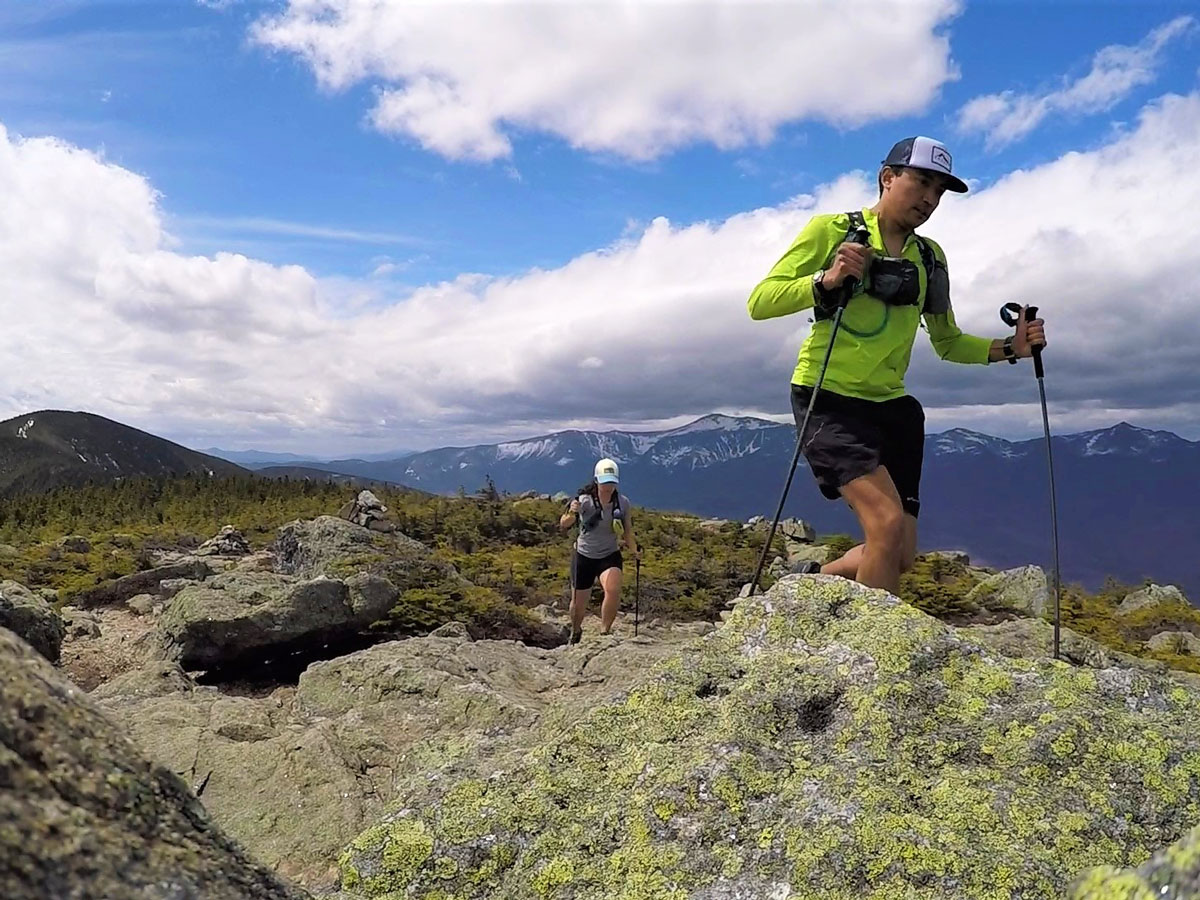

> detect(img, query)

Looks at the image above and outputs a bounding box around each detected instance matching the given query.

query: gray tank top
[574,493,631,558]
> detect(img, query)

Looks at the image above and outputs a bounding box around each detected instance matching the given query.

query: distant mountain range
[204,447,415,468]
[255,465,412,492]
[0,411,246,497]
[1,410,1195,597]
[275,413,1198,597]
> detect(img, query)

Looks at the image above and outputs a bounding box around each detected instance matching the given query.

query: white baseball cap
[882,136,968,193]
[594,458,619,484]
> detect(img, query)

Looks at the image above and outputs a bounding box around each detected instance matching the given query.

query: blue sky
[1,1,1198,453]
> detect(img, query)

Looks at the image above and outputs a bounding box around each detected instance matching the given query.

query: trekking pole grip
[1000,302,1046,379]
[1024,305,1045,379]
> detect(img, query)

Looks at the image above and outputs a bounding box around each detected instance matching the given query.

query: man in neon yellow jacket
[748,136,1047,593]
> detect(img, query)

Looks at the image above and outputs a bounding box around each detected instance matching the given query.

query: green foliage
[0,476,776,625]
[0,474,346,549]
[898,555,981,621]
[0,475,349,599]
[423,496,778,622]
[2,475,1197,676]
[819,533,858,556]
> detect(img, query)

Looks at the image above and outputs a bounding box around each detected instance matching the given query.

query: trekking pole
[749,224,871,596]
[634,545,641,637]
[1000,302,1061,660]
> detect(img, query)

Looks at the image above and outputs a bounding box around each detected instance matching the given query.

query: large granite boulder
[96,623,706,893]
[335,575,1200,899]
[0,579,65,662]
[0,627,309,900]
[1146,630,1200,656]
[274,516,561,647]
[965,564,1050,616]
[76,559,213,608]
[961,617,1166,673]
[1118,583,1188,616]
[159,570,398,671]
[274,515,438,586]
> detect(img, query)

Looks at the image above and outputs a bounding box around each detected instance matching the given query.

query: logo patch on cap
[930,146,952,172]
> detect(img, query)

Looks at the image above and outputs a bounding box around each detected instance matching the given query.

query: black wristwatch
[812,269,830,296]
[1002,335,1018,364]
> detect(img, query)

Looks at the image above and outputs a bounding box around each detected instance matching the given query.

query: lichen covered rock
[0,579,65,662]
[160,571,361,669]
[0,627,308,900]
[1069,823,1200,898]
[1118,583,1188,616]
[965,565,1050,615]
[96,624,705,893]
[961,618,1164,673]
[338,575,1200,899]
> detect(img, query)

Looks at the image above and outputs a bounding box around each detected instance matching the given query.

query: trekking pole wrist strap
[1002,335,1018,364]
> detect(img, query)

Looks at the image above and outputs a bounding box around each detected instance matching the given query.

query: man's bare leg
[821,514,917,581]
[829,468,910,592]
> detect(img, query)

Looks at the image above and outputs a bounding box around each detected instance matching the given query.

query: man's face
[885,167,948,228]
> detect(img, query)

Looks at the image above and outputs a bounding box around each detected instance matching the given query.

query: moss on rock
[1069,822,1200,898]
[335,576,1200,899]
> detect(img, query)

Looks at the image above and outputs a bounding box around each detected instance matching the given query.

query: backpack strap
[577,493,601,532]
[824,211,868,267]
[845,210,866,243]
[816,211,870,323]
[914,235,950,314]
[914,235,936,280]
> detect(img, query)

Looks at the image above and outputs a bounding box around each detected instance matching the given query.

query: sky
[1,0,1198,455]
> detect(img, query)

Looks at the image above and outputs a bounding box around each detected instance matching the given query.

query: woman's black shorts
[571,549,623,590]
[790,384,925,518]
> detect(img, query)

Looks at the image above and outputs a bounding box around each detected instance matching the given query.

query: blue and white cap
[594,458,619,484]
[882,136,968,193]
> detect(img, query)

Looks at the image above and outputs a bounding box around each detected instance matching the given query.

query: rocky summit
[92,618,713,893]
[8,508,1200,900]
[332,575,1200,900]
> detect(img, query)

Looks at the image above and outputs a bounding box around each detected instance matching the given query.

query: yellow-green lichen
[336,578,1200,899]
[531,857,574,896]
[338,819,434,895]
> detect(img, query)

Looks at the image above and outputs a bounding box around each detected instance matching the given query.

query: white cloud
[370,261,402,278]
[250,0,960,162]
[179,215,424,246]
[958,16,1195,148]
[5,90,1200,455]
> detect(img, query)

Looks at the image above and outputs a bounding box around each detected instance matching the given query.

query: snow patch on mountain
[662,414,781,438]
[930,428,1021,458]
[496,437,560,461]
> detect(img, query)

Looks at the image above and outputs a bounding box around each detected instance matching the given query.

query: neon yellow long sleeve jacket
[748,207,992,401]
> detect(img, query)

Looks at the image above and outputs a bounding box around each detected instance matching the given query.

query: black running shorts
[571,549,623,590]
[790,384,925,518]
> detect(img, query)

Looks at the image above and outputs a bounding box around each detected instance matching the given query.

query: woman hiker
[558,457,639,644]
